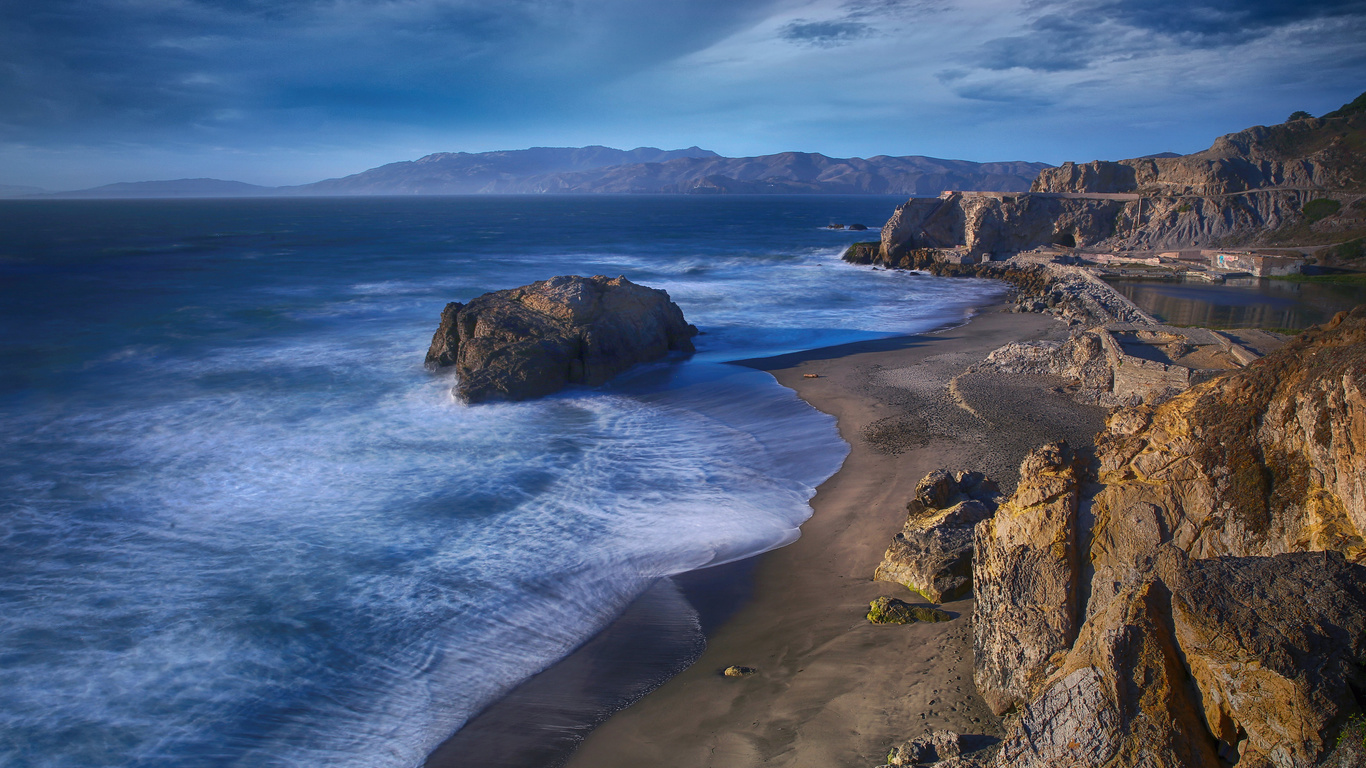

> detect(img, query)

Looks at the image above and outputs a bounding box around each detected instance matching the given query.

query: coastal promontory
[425,275,697,403]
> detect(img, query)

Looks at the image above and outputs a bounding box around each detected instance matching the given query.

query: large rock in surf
[425,275,697,403]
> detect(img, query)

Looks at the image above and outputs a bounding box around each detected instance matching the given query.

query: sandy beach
[559,305,1108,768]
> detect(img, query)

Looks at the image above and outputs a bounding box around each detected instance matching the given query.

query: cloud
[973,0,1366,75]
[780,19,872,46]
[0,0,782,145]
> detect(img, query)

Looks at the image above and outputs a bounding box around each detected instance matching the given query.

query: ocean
[0,195,1007,767]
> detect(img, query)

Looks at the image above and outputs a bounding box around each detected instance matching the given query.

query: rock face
[425,275,697,403]
[1032,112,1366,196]
[971,308,1366,768]
[1087,306,1366,613]
[874,470,1000,602]
[993,575,1221,768]
[972,442,1085,716]
[1161,549,1366,766]
[880,192,1131,257]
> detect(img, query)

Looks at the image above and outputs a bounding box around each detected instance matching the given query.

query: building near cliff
[1207,251,1305,277]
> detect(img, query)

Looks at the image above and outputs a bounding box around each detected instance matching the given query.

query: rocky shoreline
[845,229,1366,766]
[564,305,1112,768]
[558,248,1362,768]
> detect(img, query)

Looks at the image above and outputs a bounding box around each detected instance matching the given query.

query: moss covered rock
[866,596,951,625]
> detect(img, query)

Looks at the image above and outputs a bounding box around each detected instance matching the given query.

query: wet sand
[561,306,1108,768]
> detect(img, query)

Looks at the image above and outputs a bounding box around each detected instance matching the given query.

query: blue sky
[3,0,1365,189]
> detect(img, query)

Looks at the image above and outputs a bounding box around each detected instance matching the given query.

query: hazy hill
[42,178,275,199]
[33,145,1051,198]
[0,184,45,198]
[486,152,1050,195]
[289,145,721,195]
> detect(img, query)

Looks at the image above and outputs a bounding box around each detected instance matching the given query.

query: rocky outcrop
[1161,549,1366,766]
[1087,306,1366,616]
[970,308,1366,768]
[879,192,1130,257]
[879,189,1337,256]
[841,247,1153,327]
[425,275,696,403]
[972,442,1085,715]
[989,547,1366,768]
[875,470,1000,602]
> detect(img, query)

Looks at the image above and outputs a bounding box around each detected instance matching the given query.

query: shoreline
[560,305,1110,767]
[427,301,1111,767]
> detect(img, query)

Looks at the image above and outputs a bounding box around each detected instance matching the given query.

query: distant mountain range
[0,184,47,197]
[8,145,1055,199]
[37,178,275,199]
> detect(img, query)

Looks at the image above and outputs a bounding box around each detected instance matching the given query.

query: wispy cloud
[780,19,872,46]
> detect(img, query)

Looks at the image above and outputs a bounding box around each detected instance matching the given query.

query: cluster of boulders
[875,307,1366,768]
[424,275,697,403]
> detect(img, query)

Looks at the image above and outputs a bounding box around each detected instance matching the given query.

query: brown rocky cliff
[1032,110,1366,196]
[877,100,1366,256]
[973,307,1366,768]
[1088,304,1366,608]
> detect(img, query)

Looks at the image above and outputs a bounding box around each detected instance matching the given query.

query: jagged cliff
[880,93,1366,257]
[973,307,1366,767]
[1032,112,1366,196]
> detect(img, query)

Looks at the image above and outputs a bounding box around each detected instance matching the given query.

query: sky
[2,0,1365,190]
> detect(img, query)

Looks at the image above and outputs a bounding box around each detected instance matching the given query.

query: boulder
[875,471,1000,603]
[424,275,697,403]
[972,442,1084,715]
[867,597,951,625]
[887,730,964,765]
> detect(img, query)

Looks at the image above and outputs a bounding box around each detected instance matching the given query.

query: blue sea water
[0,195,1006,767]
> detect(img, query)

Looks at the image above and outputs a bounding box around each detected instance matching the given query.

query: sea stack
[425,274,697,403]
